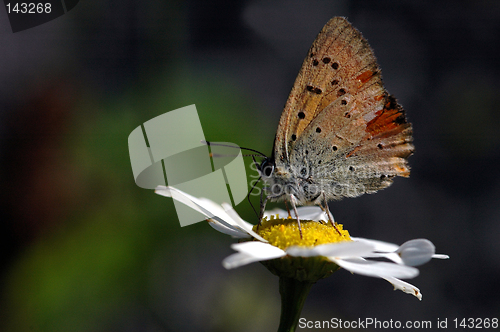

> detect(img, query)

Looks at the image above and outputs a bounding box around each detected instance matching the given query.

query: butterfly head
[258,157,309,203]
[258,157,275,179]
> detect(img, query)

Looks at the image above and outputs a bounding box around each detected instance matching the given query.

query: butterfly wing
[274,17,413,199]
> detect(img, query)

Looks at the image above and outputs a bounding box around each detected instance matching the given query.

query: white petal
[353,238,447,266]
[383,276,422,300]
[221,203,254,229]
[263,206,329,222]
[230,241,285,257]
[222,252,265,269]
[207,219,251,238]
[350,237,399,252]
[155,186,246,235]
[195,197,241,228]
[332,257,419,279]
[222,242,286,269]
[364,252,404,265]
[287,241,375,258]
[296,206,329,221]
[396,239,435,266]
[155,186,223,220]
[433,254,450,259]
[155,185,172,197]
[221,203,267,242]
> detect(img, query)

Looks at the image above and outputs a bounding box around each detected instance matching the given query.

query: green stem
[277,277,313,332]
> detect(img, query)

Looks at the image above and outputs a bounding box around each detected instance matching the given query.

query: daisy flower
[155,185,448,331]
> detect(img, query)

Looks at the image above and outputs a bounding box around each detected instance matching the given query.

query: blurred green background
[1,1,499,331]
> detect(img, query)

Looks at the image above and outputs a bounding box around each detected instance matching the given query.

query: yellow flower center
[253,215,351,250]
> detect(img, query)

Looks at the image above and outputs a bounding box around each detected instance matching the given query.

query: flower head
[155,185,448,300]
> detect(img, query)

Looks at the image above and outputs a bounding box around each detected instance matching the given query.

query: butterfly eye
[259,159,275,178]
[263,164,274,177]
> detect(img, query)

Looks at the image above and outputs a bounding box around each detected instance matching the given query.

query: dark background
[1,0,499,331]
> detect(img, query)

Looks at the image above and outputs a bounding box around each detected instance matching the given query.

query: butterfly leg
[257,192,269,231]
[289,194,303,239]
[284,200,292,218]
[321,192,341,235]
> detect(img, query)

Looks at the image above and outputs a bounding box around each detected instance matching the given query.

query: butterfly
[256,17,414,236]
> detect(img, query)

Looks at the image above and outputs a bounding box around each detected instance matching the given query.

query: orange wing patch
[366,95,409,138]
[356,70,377,85]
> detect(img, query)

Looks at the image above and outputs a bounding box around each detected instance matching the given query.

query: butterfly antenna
[202,140,267,158]
[203,140,266,219]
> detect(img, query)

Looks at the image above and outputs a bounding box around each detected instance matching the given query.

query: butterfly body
[259,17,413,220]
